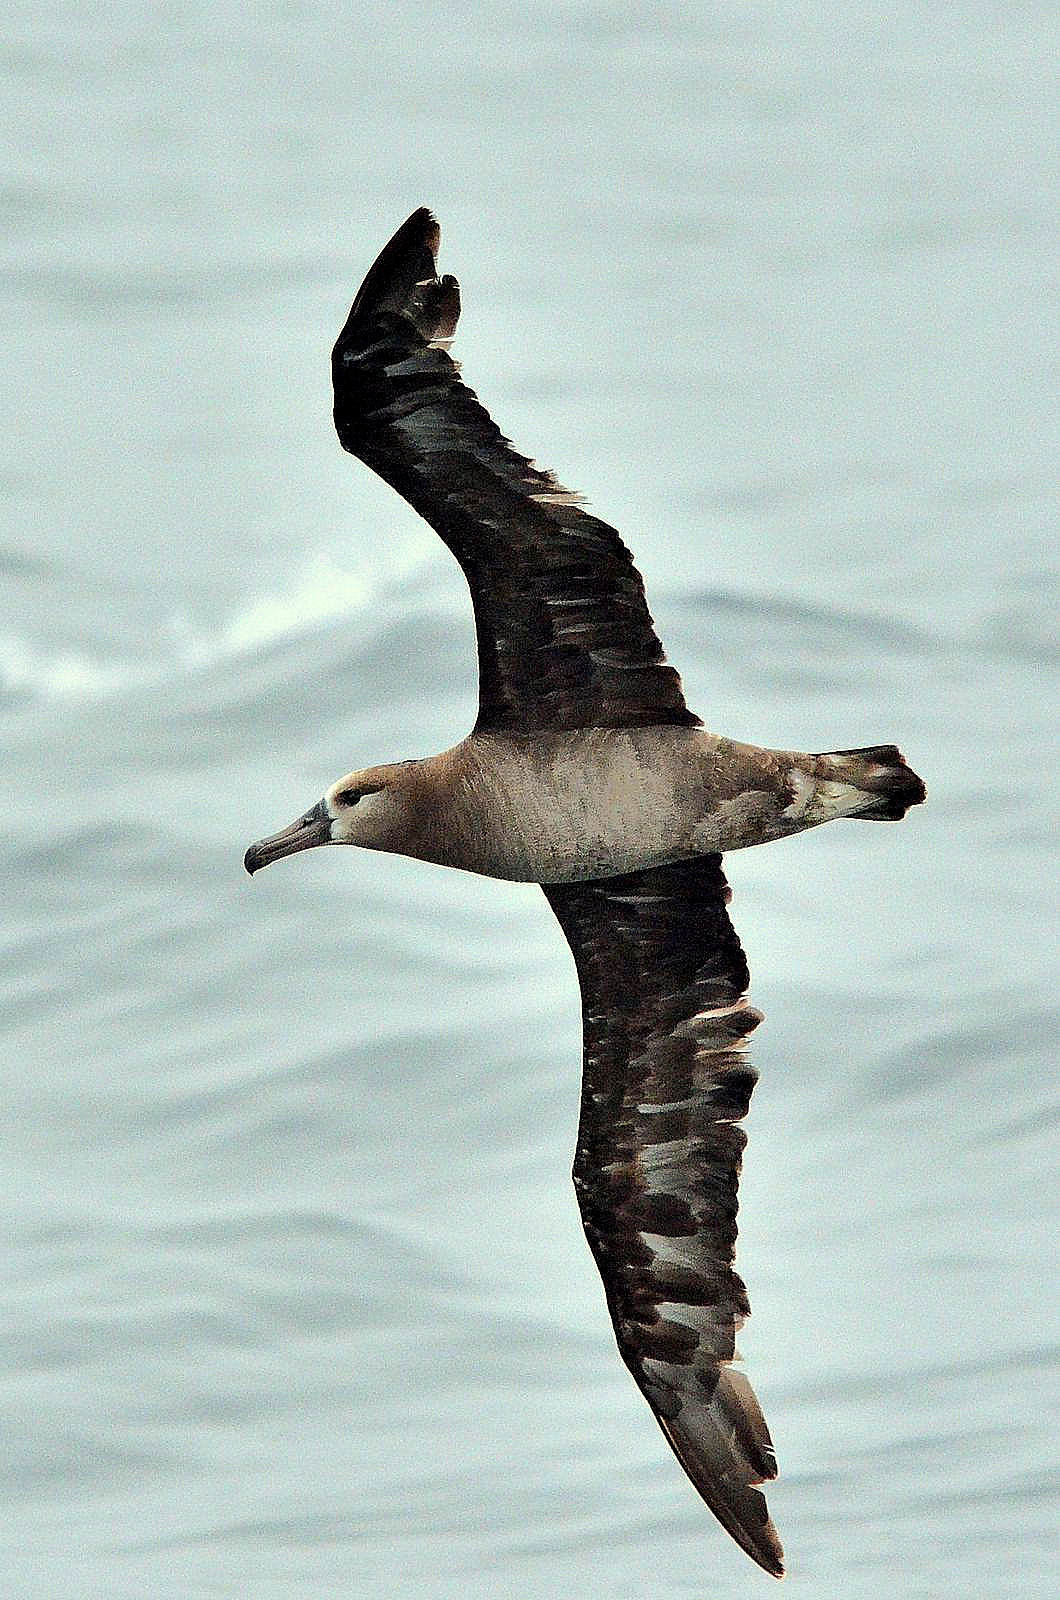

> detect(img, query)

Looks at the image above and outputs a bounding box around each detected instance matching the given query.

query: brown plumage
[245,208,927,1579]
[332,208,697,734]
[545,857,782,1575]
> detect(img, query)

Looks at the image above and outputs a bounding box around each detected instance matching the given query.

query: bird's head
[243,765,408,875]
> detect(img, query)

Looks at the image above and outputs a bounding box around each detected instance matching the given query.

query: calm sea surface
[2,5,1057,1596]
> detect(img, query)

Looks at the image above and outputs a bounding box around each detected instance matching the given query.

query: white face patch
[323,770,404,850]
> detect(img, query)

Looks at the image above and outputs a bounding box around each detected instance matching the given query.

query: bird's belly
[429,730,708,884]
[464,800,689,883]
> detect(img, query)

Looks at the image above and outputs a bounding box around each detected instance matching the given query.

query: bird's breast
[412,729,717,883]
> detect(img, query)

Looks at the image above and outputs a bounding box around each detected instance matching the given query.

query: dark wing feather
[332,209,699,734]
[542,855,784,1579]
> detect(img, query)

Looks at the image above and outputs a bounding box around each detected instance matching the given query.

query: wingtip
[336,206,455,349]
[653,1371,785,1579]
[407,204,440,248]
[387,206,440,262]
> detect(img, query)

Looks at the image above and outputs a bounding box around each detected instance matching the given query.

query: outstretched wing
[542,855,784,1579]
[332,209,699,735]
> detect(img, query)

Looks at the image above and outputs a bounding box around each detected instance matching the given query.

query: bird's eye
[336,789,361,807]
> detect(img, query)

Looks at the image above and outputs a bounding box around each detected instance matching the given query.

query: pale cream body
[331,728,877,884]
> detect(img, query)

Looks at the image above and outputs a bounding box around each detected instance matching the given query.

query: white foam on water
[0,555,406,704]
[0,635,134,700]
[182,555,374,662]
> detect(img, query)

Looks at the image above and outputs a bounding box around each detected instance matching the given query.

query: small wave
[0,635,134,700]
[0,555,404,704]
[179,556,373,661]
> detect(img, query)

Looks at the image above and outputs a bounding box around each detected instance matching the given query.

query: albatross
[244,208,926,1578]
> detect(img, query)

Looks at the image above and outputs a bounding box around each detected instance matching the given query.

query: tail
[814,744,926,821]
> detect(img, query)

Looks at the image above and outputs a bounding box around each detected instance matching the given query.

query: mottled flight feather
[332,208,700,735]
[543,855,784,1579]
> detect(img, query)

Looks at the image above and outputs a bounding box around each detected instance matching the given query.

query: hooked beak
[244,799,332,875]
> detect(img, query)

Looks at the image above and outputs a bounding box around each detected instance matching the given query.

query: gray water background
[2,4,1057,1596]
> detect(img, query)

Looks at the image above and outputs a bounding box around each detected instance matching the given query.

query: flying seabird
[244,209,926,1578]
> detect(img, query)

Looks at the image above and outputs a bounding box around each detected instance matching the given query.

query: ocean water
[2,4,1057,1597]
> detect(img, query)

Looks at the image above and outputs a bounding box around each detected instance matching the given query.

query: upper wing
[332,209,699,734]
[542,855,784,1579]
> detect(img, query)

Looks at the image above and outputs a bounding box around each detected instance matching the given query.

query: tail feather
[815,744,926,821]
